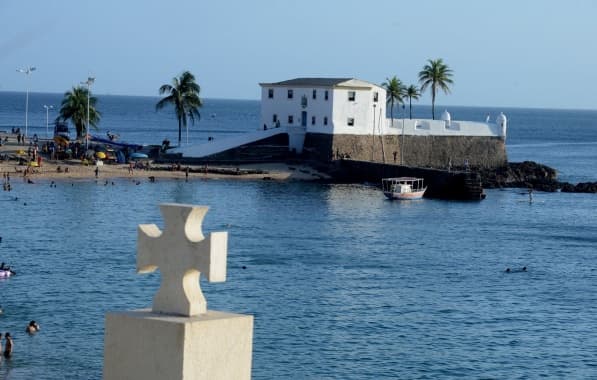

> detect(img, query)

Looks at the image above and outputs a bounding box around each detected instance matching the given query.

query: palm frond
[156,71,203,145]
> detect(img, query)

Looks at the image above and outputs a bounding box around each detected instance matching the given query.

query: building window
[324,90,329,100]
[324,117,328,126]
[347,118,355,126]
[268,89,274,99]
[288,89,293,99]
[312,89,317,99]
[348,91,356,101]
[288,115,294,124]
[311,116,316,125]
[301,95,308,108]
[272,114,277,123]
[373,92,378,102]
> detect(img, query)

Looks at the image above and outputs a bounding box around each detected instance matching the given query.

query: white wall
[385,118,504,137]
[260,86,334,133]
[331,86,385,135]
[260,82,386,136]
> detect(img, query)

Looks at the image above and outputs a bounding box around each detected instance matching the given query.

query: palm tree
[405,85,420,119]
[418,58,453,119]
[382,76,405,126]
[57,86,101,139]
[156,71,202,146]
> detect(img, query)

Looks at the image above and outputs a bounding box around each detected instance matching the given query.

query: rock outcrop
[560,182,597,193]
[480,161,597,193]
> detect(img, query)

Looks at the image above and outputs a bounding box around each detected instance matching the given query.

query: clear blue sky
[1,0,596,109]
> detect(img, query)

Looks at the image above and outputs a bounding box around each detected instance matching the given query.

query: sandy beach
[0,132,330,183]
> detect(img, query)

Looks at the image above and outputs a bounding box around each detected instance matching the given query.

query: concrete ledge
[104,309,253,380]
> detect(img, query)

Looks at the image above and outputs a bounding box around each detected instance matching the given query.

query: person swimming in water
[26,321,40,334]
[505,266,527,273]
[4,332,13,358]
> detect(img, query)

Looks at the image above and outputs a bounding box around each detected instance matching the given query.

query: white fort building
[175,77,508,168]
[260,78,388,136]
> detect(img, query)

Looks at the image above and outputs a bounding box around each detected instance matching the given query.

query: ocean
[0,92,596,379]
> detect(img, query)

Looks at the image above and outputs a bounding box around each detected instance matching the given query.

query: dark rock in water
[560,182,576,192]
[480,161,559,191]
[561,181,597,193]
[481,161,597,193]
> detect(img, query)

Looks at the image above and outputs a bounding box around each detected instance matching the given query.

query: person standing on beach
[95,166,99,178]
[4,332,13,358]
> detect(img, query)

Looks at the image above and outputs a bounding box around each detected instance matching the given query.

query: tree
[156,71,202,146]
[405,85,420,119]
[57,86,101,139]
[382,76,406,127]
[418,58,453,119]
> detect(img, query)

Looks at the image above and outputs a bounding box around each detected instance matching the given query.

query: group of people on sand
[14,133,26,146]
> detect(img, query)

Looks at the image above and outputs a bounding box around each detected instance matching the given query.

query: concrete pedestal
[104,309,253,380]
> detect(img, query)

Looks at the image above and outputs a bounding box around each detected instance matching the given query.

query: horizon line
[0,89,596,113]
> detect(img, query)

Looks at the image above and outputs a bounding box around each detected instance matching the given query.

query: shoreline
[0,133,330,182]
[2,132,595,193]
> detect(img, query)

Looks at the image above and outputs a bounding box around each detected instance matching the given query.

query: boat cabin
[382,177,427,200]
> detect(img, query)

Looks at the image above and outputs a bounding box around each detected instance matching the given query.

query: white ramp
[173,128,288,158]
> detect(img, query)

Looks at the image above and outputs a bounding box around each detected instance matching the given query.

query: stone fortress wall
[304,133,508,169]
[304,113,509,169]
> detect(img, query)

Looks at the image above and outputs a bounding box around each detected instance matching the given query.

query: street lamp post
[80,77,95,151]
[43,105,54,138]
[16,66,36,139]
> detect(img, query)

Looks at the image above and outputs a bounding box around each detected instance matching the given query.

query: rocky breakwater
[479,161,597,193]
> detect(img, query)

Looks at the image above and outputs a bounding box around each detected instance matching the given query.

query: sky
[1,0,596,109]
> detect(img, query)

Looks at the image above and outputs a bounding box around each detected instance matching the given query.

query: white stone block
[104,309,253,380]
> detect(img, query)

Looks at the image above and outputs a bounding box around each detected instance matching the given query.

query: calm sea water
[0,93,596,379]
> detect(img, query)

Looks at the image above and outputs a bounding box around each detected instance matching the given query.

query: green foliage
[382,76,406,125]
[57,86,101,139]
[156,71,203,146]
[418,58,453,120]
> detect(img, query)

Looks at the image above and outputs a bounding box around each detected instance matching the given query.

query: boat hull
[384,188,426,200]
[0,270,13,278]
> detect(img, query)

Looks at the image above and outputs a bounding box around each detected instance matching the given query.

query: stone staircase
[462,172,486,200]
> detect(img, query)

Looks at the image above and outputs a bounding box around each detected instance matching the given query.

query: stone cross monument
[104,204,254,380]
[137,204,228,316]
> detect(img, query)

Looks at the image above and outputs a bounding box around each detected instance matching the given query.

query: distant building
[176,77,508,169]
[259,78,386,135]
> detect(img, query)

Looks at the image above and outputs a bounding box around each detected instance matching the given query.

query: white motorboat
[382,177,427,200]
